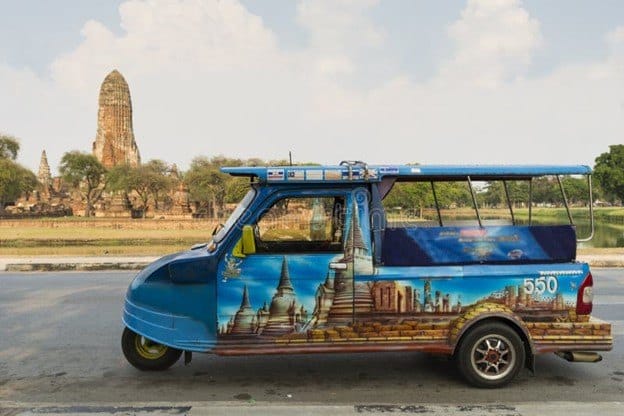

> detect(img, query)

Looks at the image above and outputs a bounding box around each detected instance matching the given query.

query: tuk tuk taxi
[122,161,612,387]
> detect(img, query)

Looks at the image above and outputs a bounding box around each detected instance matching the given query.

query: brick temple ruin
[5,69,192,218]
[92,70,141,169]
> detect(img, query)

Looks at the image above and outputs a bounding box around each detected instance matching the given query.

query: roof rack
[340,160,369,180]
[220,164,592,183]
[339,160,380,180]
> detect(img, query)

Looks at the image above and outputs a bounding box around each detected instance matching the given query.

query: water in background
[575,221,624,248]
[519,219,624,248]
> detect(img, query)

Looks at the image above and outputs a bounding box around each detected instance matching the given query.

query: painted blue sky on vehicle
[217,194,369,320]
[217,253,337,320]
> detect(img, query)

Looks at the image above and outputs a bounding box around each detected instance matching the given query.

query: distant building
[92,69,141,168]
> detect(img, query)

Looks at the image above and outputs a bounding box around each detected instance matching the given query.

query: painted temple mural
[216,196,584,345]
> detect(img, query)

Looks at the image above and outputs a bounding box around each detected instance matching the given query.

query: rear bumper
[529,317,613,354]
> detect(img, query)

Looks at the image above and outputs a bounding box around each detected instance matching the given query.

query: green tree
[561,177,589,205]
[184,157,228,218]
[0,134,20,160]
[382,182,433,217]
[144,159,174,210]
[59,151,107,217]
[108,162,174,218]
[0,135,38,208]
[594,145,624,203]
[0,159,38,208]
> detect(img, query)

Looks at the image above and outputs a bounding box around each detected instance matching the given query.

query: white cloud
[1,0,623,175]
[440,0,542,87]
[606,26,624,68]
[297,0,383,53]
[296,0,384,77]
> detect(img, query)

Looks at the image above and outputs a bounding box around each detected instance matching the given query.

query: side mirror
[233,225,256,257]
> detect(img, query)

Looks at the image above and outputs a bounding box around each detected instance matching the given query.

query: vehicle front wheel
[456,322,525,388]
[121,327,182,371]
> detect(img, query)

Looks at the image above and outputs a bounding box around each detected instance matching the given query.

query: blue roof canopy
[221,164,592,184]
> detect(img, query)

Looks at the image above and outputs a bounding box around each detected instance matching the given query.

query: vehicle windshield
[213,188,256,243]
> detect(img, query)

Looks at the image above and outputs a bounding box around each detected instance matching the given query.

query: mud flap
[526,349,535,374]
[184,351,193,366]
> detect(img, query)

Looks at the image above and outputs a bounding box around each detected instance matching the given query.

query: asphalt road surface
[0,269,622,406]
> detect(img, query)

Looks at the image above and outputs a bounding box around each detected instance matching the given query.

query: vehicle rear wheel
[121,327,182,371]
[456,322,525,388]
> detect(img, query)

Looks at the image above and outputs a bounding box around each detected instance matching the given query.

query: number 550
[523,276,558,295]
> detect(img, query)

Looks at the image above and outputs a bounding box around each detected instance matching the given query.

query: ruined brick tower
[92,70,141,168]
[37,150,51,186]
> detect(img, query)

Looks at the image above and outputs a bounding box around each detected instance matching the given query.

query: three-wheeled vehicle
[122,161,612,387]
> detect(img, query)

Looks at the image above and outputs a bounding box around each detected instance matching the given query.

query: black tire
[121,327,182,371]
[456,322,525,388]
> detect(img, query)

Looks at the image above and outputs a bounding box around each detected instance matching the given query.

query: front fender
[122,249,219,352]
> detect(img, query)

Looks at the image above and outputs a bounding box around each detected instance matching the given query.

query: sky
[1,0,623,175]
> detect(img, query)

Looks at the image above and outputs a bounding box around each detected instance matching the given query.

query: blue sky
[4,1,623,77]
[1,0,623,173]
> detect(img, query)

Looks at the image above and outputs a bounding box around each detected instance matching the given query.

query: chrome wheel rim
[470,334,516,381]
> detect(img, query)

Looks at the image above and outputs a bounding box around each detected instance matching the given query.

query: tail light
[576,272,593,315]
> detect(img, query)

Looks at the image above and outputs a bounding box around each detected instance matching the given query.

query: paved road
[0,270,622,406]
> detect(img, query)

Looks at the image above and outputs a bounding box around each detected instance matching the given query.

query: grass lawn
[1,208,623,257]
[0,218,217,256]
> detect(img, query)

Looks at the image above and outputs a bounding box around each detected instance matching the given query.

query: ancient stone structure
[309,274,335,328]
[372,281,413,313]
[36,150,53,201]
[229,285,256,335]
[92,70,141,168]
[254,302,270,334]
[4,149,74,217]
[169,164,192,215]
[325,202,374,325]
[307,201,375,327]
[7,71,197,218]
[262,258,300,337]
[37,150,51,188]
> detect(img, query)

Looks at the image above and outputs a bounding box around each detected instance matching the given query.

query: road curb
[1,401,623,416]
[4,262,151,272]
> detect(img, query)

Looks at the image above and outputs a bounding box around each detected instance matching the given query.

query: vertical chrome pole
[503,180,515,225]
[431,181,443,227]
[528,179,533,226]
[467,176,482,228]
[557,175,574,225]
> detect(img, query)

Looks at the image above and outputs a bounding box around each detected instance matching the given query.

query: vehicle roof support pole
[431,181,443,227]
[467,176,482,228]
[577,175,595,242]
[503,180,515,225]
[529,179,533,226]
[556,175,574,225]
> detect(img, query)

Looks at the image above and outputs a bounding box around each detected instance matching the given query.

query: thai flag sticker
[268,169,284,181]
[305,170,323,180]
[287,170,305,180]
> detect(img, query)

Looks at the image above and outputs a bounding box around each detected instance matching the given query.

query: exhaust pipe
[555,351,602,363]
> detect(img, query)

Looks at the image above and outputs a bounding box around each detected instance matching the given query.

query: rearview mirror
[233,225,256,257]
